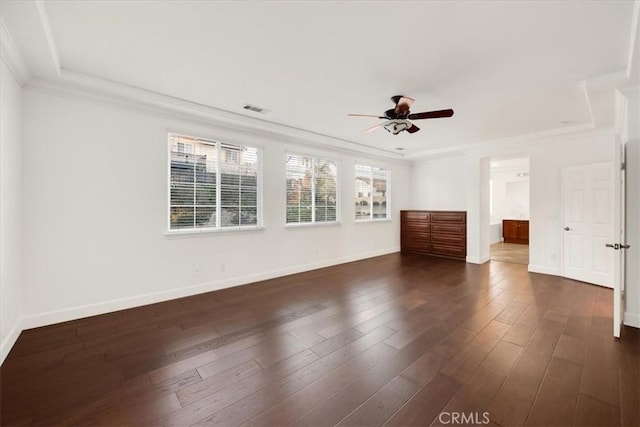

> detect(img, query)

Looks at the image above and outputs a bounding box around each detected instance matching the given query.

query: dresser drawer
[402,230,430,242]
[401,211,431,221]
[430,243,466,258]
[401,241,431,255]
[431,223,466,234]
[401,220,430,232]
[431,233,465,246]
[432,212,466,223]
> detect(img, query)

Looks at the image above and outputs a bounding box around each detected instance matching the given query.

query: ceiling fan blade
[348,114,388,119]
[406,124,420,134]
[408,109,454,120]
[363,122,386,133]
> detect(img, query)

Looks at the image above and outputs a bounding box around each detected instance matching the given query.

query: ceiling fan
[348,95,454,135]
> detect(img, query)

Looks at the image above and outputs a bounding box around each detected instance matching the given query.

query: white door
[612,139,626,337]
[561,162,615,288]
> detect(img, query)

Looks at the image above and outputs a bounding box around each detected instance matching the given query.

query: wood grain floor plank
[291,326,449,426]
[486,347,553,426]
[574,394,620,426]
[384,373,462,427]
[241,342,396,427]
[336,376,420,427]
[194,326,397,426]
[158,349,319,426]
[525,357,583,426]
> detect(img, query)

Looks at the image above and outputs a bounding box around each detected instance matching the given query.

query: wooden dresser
[502,219,529,244]
[401,210,467,260]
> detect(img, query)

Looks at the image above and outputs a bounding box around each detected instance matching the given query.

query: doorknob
[563,226,570,231]
[606,243,620,250]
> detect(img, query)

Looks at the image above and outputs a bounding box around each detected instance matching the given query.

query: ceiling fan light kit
[348,95,454,135]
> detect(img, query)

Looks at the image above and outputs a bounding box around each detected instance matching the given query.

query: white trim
[581,80,595,125]
[466,255,490,264]
[615,89,629,143]
[35,0,61,76]
[623,312,640,328]
[25,71,406,162]
[528,264,562,276]
[406,122,596,161]
[626,0,640,79]
[284,221,342,229]
[19,247,400,331]
[164,226,266,237]
[0,19,31,85]
[1,317,23,365]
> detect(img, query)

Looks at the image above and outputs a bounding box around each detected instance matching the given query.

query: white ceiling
[1,1,637,158]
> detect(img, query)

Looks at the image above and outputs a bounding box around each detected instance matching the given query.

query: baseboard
[1,317,23,365]
[20,247,400,331]
[466,255,490,264]
[624,312,640,328]
[527,264,561,276]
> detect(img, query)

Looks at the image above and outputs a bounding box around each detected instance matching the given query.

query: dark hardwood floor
[1,253,638,426]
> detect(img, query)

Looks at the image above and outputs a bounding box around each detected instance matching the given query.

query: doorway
[489,157,530,265]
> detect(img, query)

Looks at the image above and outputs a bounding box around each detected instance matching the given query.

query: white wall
[624,88,639,328]
[20,89,411,327]
[490,171,530,222]
[505,181,529,219]
[0,58,23,362]
[410,156,467,210]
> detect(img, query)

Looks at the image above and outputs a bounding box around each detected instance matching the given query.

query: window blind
[169,133,260,231]
[355,164,389,220]
[286,154,338,224]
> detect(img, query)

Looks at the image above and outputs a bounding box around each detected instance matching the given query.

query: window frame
[285,153,341,227]
[354,162,391,222]
[166,133,263,234]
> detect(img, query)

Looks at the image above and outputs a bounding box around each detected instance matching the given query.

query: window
[174,141,193,154]
[286,154,338,224]
[222,147,239,164]
[169,133,261,231]
[355,164,389,220]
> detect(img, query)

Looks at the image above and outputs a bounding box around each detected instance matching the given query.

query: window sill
[284,221,342,229]
[355,218,393,223]
[165,226,265,237]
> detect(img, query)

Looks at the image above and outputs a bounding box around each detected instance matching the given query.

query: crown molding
[35,0,61,77]
[626,0,640,79]
[25,69,407,163]
[405,120,596,161]
[405,77,616,162]
[0,19,31,85]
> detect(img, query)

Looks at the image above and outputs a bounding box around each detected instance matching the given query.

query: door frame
[613,137,626,337]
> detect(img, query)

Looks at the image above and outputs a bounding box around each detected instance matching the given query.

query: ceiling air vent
[243,104,269,114]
